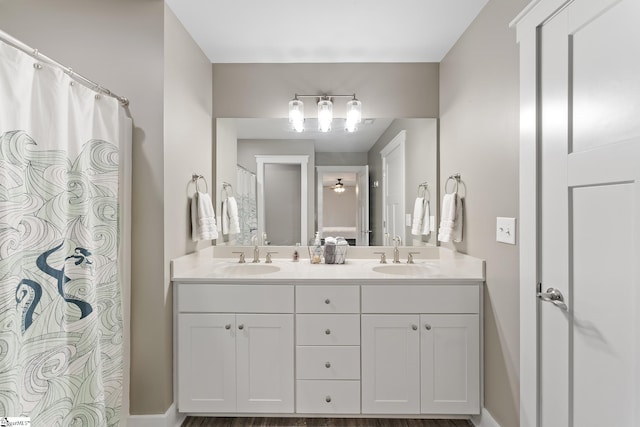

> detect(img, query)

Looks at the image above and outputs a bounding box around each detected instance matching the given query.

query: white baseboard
[471,407,501,427]
[126,403,186,427]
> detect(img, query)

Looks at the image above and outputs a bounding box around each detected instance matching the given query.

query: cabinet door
[177,313,236,413]
[236,314,294,413]
[421,314,480,414]
[361,314,420,414]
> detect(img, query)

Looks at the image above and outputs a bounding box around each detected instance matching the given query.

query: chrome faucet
[373,251,387,264]
[251,235,260,263]
[392,235,402,263]
[407,251,420,264]
[232,251,246,263]
[265,251,278,263]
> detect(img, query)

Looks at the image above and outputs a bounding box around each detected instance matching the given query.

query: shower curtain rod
[0,29,129,106]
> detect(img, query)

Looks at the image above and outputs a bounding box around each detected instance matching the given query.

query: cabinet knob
[325,298,331,304]
[325,396,332,403]
[325,362,331,368]
[412,324,418,330]
[238,324,244,330]
[425,324,432,331]
[325,329,331,335]
[225,324,231,330]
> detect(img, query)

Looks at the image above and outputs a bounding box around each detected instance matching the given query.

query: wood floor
[182,417,473,427]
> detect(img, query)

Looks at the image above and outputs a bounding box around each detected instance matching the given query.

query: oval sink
[221,264,281,275]
[371,264,433,276]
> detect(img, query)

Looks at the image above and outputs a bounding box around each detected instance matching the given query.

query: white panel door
[381,131,406,245]
[420,314,480,414]
[538,0,640,425]
[361,314,420,414]
[236,314,294,413]
[356,165,370,246]
[177,314,236,413]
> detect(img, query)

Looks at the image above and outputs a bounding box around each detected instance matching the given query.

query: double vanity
[171,246,484,419]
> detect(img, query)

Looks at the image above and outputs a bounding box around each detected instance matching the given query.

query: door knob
[225,324,231,330]
[325,329,331,335]
[411,324,418,331]
[424,324,431,331]
[537,285,567,311]
[325,362,331,368]
[325,299,331,304]
[238,324,245,330]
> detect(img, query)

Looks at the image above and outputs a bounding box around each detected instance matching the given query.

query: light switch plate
[406,213,412,227]
[496,217,516,244]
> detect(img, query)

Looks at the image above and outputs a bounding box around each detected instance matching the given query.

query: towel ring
[222,182,233,199]
[445,173,461,194]
[417,182,430,200]
[188,173,208,196]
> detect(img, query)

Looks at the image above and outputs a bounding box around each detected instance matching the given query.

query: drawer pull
[425,324,432,331]
[325,329,331,335]
[325,395,332,403]
[325,298,331,304]
[325,362,331,368]
[225,324,231,330]
[238,324,245,330]
[411,324,418,331]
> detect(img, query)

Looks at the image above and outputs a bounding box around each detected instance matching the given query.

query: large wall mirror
[215,117,438,247]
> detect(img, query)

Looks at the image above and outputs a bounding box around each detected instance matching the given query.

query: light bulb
[289,98,304,132]
[317,98,333,132]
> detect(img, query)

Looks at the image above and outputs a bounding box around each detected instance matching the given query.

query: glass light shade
[334,185,345,193]
[317,99,333,132]
[289,99,304,132]
[346,99,362,124]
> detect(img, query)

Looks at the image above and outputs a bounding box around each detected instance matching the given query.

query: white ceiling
[164,0,489,63]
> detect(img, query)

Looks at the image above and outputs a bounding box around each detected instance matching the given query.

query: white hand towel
[222,198,229,235]
[191,191,218,241]
[437,193,463,243]
[421,200,431,235]
[222,196,241,235]
[411,197,425,236]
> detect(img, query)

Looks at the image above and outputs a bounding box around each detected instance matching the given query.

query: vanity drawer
[177,284,294,313]
[296,286,360,313]
[296,380,360,414]
[361,285,480,314]
[296,346,360,380]
[296,315,360,346]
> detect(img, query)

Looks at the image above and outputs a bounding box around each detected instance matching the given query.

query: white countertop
[171,246,485,285]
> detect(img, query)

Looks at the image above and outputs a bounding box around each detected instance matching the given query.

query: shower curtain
[236,166,257,245]
[0,40,126,425]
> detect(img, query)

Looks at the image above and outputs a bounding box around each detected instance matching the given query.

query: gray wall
[0,0,212,416]
[323,186,357,227]
[368,118,438,246]
[316,152,368,167]
[439,0,526,425]
[212,63,439,119]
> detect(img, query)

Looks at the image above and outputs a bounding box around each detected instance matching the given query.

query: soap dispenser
[311,232,322,264]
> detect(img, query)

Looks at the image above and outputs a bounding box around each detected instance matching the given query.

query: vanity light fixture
[332,178,346,193]
[288,93,362,133]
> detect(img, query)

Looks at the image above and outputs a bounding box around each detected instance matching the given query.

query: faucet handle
[265,252,278,263]
[232,251,246,263]
[407,252,420,264]
[373,251,387,264]
[393,235,402,246]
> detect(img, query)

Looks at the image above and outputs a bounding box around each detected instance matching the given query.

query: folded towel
[437,193,463,243]
[411,197,425,236]
[222,196,241,235]
[191,191,218,241]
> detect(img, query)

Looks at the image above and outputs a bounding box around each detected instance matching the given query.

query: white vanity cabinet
[361,284,481,415]
[295,285,361,414]
[176,284,294,414]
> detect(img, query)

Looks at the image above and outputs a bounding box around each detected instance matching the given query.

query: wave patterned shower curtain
[0,40,125,425]
[236,166,257,245]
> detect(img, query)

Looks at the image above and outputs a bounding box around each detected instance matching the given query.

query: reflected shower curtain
[0,40,124,425]
[236,166,257,245]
